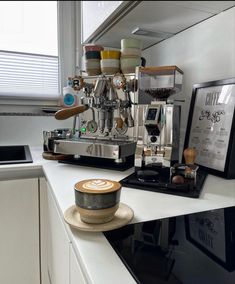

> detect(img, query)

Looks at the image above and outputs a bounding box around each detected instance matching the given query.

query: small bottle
[60,78,78,107]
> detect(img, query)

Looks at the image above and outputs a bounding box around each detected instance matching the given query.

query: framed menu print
[184,78,235,178]
[185,207,235,272]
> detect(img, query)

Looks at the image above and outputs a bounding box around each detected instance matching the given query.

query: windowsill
[0,104,61,116]
[0,97,59,105]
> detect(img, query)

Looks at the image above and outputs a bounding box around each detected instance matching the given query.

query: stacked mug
[120,38,143,74]
[83,44,104,76]
[100,50,121,75]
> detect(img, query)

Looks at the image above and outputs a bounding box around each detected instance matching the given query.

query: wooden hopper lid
[74,179,121,194]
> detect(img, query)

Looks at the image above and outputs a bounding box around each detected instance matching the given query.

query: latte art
[75,178,121,194]
[83,179,114,191]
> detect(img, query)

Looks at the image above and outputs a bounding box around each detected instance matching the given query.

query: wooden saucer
[64,203,134,232]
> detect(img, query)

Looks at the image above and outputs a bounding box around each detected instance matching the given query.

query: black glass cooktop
[104,206,235,284]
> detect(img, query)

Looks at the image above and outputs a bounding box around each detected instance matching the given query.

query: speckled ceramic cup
[74,179,122,224]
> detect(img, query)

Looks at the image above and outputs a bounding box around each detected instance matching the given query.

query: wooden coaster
[64,203,134,232]
[42,152,73,161]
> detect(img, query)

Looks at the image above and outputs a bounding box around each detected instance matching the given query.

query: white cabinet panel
[46,182,89,284]
[83,1,235,49]
[40,177,50,284]
[47,184,70,284]
[169,1,235,13]
[0,178,40,284]
[70,244,87,284]
[82,1,123,42]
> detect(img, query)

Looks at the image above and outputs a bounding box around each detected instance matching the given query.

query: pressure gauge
[86,120,98,133]
[112,73,126,89]
[114,121,128,135]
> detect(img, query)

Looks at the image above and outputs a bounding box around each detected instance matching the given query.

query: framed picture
[184,78,235,178]
[185,207,235,272]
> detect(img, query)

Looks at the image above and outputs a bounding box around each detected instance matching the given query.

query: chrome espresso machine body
[53,73,137,170]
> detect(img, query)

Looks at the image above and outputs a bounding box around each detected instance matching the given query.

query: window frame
[0,1,78,110]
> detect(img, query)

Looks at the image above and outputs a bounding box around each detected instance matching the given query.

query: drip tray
[120,166,207,198]
[59,155,135,171]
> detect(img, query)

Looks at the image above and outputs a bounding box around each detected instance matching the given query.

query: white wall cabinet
[81,1,235,49]
[81,1,122,42]
[81,1,134,44]
[0,178,40,284]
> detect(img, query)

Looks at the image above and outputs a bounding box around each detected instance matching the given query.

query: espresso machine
[52,73,137,170]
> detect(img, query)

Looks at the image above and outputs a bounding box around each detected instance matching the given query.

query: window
[0,1,59,101]
[0,1,77,106]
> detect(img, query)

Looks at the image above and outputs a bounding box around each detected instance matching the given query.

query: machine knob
[150,136,157,143]
[183,147,197,164]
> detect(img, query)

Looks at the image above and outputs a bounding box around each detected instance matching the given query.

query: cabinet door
[47,183,70,284]
[40,178,50,284]
[81,1,134,43]
[82,1,122,42]
[0,178,40,284]
[70,244,87,284]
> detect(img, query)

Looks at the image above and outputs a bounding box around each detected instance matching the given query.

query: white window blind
[0,50,59,99]
[0,1,60,102]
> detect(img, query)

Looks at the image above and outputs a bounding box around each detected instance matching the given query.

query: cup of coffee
[74,179,122,224]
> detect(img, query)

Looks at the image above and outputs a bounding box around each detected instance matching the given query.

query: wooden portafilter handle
[183,147,197,165]
[115,117,124,128]
[55,105,89,120]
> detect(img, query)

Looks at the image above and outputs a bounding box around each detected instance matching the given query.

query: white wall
[0,116,73,147]
[142,7,235,146]
[142,7,235,283]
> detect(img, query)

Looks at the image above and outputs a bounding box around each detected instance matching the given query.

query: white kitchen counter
[1,147,235,284]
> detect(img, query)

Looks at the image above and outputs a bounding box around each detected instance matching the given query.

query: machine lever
[55,105,89,120]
